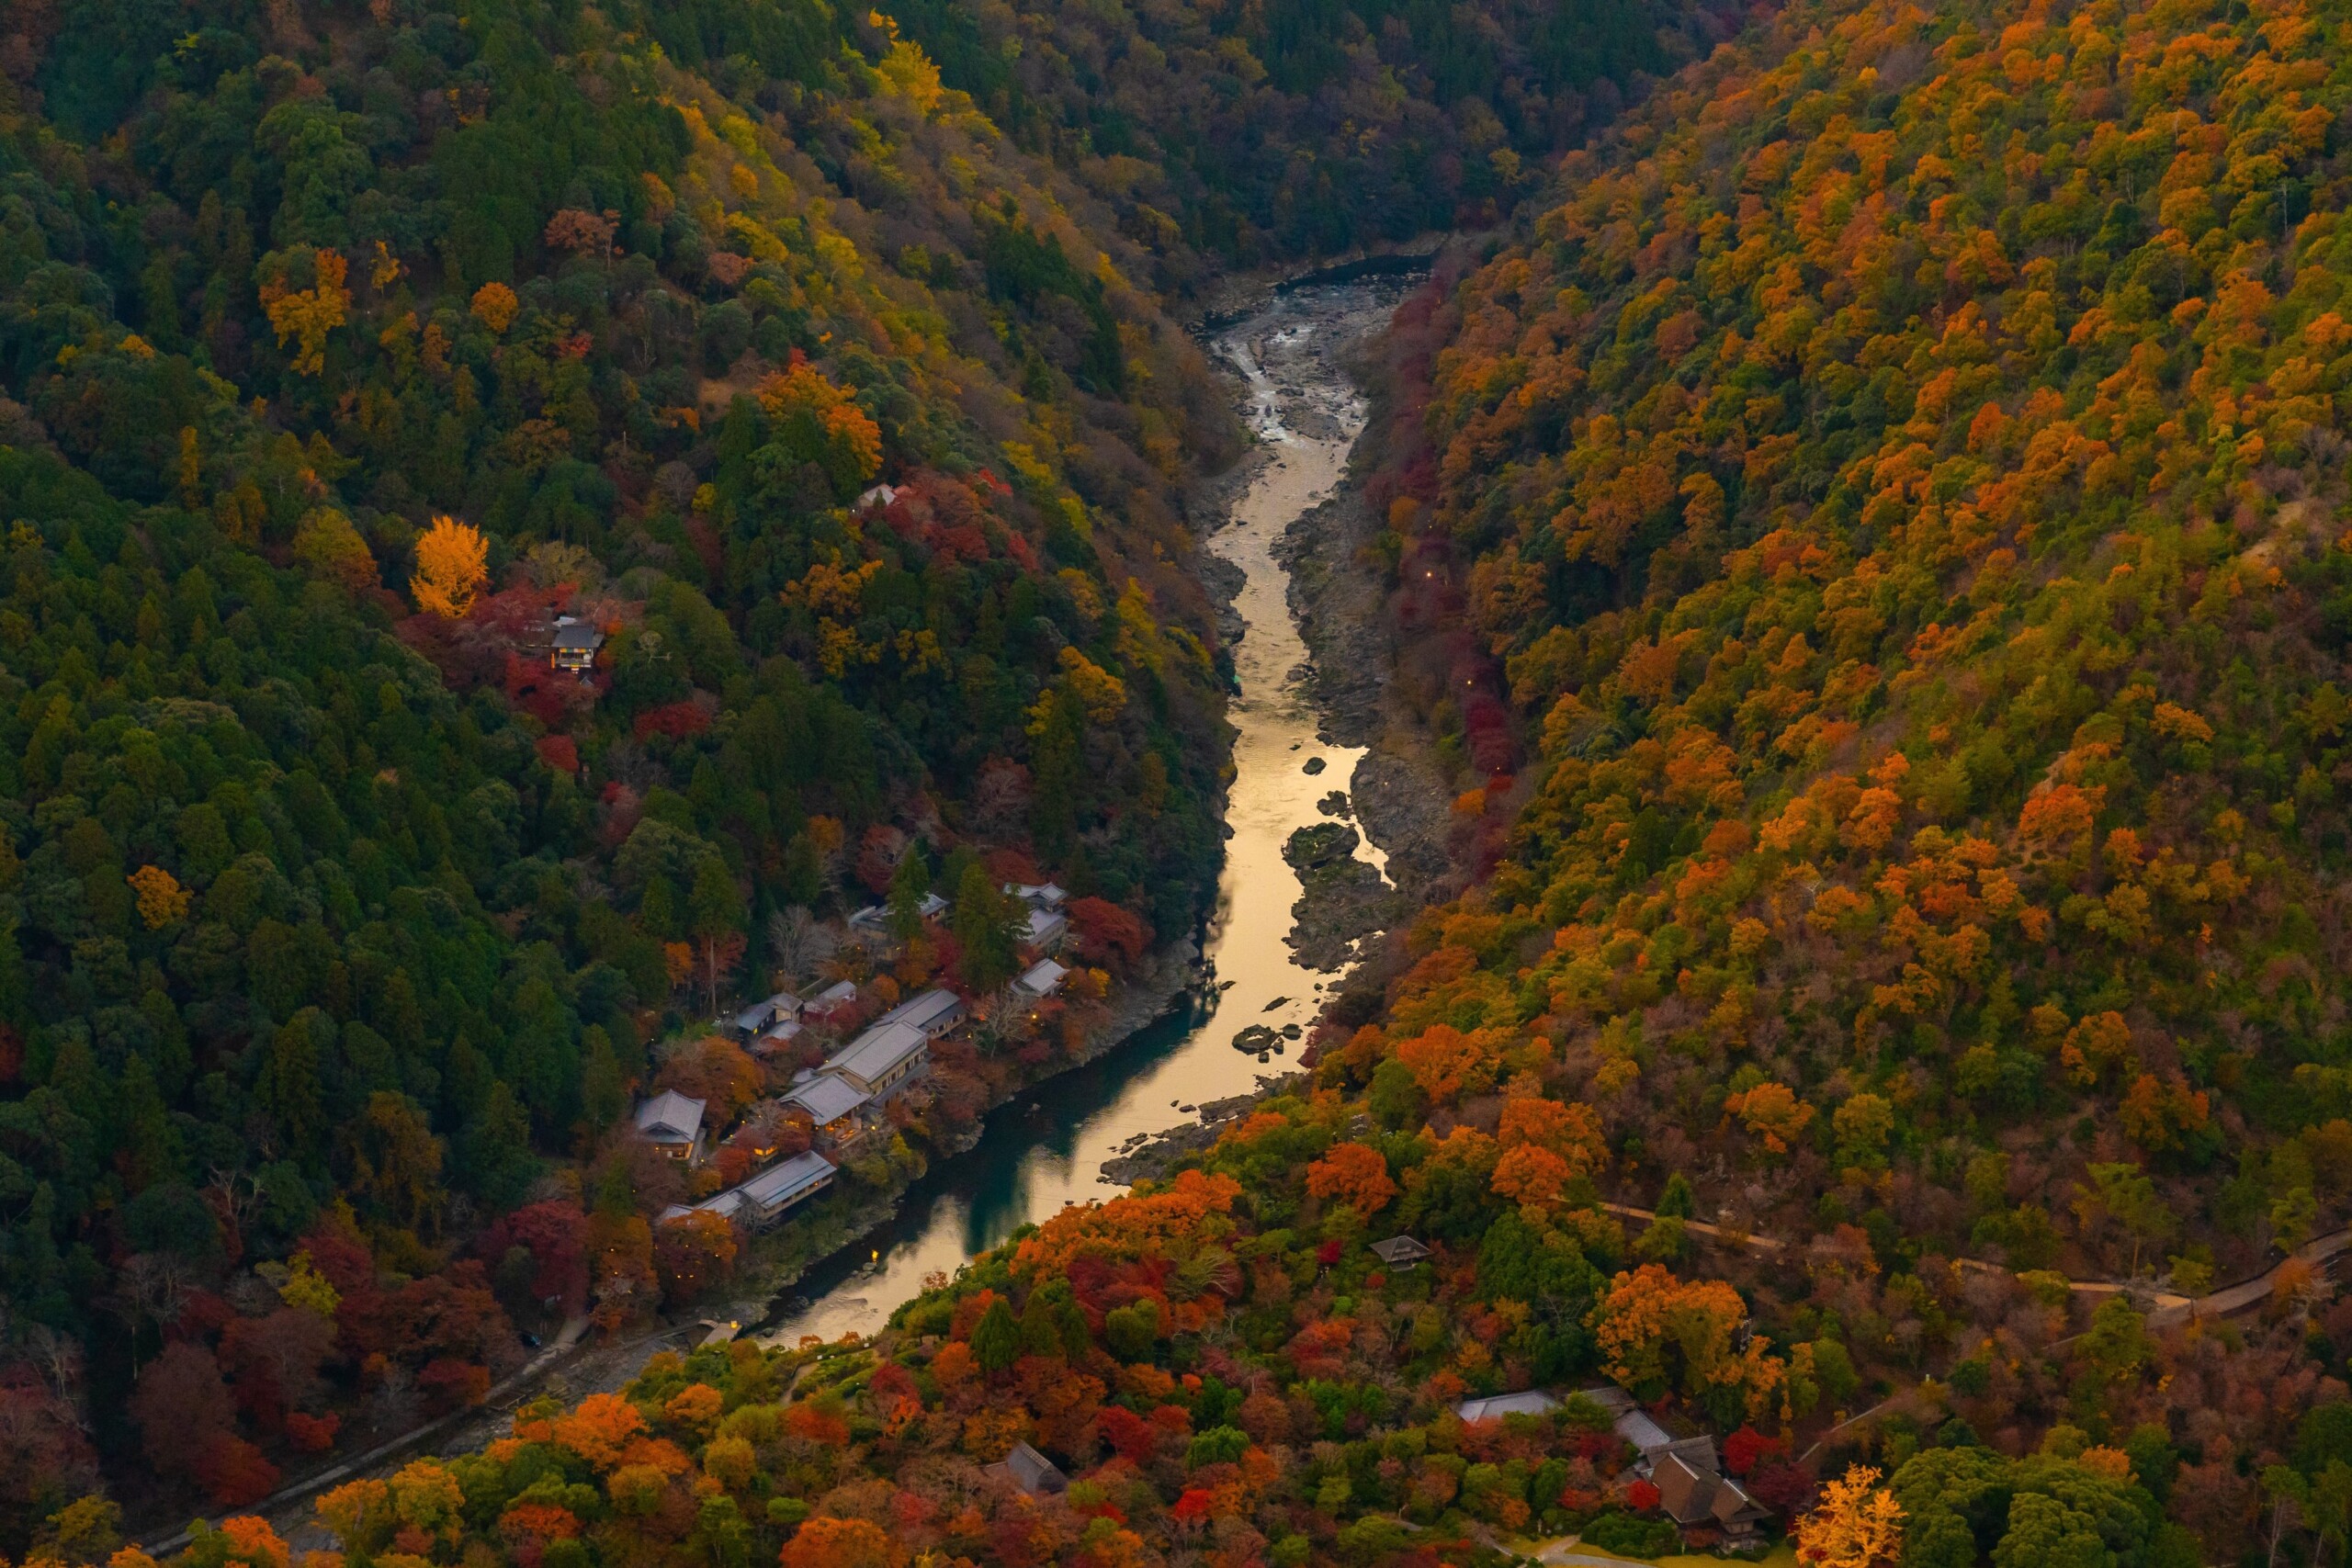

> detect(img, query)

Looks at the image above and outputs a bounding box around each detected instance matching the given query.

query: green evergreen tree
[952,863,1021,992]
[887,844,932,942]
[971,1295,1021,1372]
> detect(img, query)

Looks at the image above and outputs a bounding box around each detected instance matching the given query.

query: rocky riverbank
[1283,821,1407,972]
[1240,289,1459,913]
[1277,469,1457,897]
[1099,1075,1308,1185]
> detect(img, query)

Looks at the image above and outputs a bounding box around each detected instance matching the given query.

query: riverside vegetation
[13,0,2352,1562]
[0,0,1698,1551]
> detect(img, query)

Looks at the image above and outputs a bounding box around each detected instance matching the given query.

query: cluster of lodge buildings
[635,882,1073,1233]
[1452,1381,1770,1548]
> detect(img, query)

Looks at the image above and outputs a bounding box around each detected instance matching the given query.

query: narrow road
[1785,1229,2352,1461]
[136,1314,638,1552]
[2147,1226,2352,1326]
[1597,1201,2228,1312]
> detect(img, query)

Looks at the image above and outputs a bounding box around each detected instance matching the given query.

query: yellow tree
[1794,1464,1905,1567]
[1587,1263,1783,1420]
[1724,1081,1815,1156]
[126,866,191,930]
[469,282,519,334]
[260,248,349,374]
[411,516,489,618]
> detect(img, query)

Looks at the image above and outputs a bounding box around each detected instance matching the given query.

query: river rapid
[751,280,1410,1345]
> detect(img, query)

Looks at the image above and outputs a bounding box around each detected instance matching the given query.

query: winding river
[752,281,1407,1344]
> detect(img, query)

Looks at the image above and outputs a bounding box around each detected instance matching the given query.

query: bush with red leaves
[1723,1424,1785,1476]
[1746,1460,1817,1518]
[284,1411,340,1453]
[631,700,710,742]
[418,1358,492,1413]
[194,1434,280,1506]
[1069,896,1149,967]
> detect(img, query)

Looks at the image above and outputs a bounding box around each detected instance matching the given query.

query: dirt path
[1589,1201,2352,1320]
[1773,1226,2352,1461]
[2147,1225,2352,1326]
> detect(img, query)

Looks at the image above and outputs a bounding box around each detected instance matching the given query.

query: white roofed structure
[876,987,967,1039]
[1016,959,1068,998]
[1022,907,1069,953]
[830,1020,931,1097]
[803,980,859,1018]
[750,1018,804,1057]
[785,1073,869,1124]
[1454,1391,1561,1423]
[736,1151,835,1224]
[634,1090,707,1161]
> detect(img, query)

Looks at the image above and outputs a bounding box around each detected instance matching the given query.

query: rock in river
[1283,821,1360,869]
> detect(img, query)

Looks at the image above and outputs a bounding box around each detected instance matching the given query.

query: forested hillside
[0,0,1253,1533]
[109,0,2352,1565]
[881,0,1741,279]
[37,0,2352,1561]
[0,0,1708,1544]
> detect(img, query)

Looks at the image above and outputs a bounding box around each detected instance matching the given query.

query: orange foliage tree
[757,355,884,486]
[542,1392,644,1470]
[1723,1082,1815,1156]
[127,865,191,930]
[1013,1169,1241,1278]
[1490,1144,1577,1209]
[1497,1096,1607,1176]
[469,281,519,334]
[1303,1143,1396,1217]
[1394,1023,1487,1104]
[779,1517,904,1568]
[411,516,489,619]
[1588,1264,1782,1420]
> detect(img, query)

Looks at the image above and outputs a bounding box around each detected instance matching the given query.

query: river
[752,280,1409,1345]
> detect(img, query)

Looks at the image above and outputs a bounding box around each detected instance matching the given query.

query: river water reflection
[752,283,1404,1345]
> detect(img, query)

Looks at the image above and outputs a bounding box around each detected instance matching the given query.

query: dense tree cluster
[1364,0,2352,1293]
[881,0,1744,278]
[0,0,1258,1536]
[290,0,2352,1561]
[30,0,2352,1557]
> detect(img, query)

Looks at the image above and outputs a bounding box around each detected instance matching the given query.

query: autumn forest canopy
[13,0,2352,1561]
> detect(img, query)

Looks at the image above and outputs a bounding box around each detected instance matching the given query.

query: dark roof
[1653,1450,1766,1529]
[1371,1235,1430,1264]
[551,620,604,649]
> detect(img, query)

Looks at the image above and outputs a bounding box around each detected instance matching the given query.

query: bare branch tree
[767,906,834,987]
